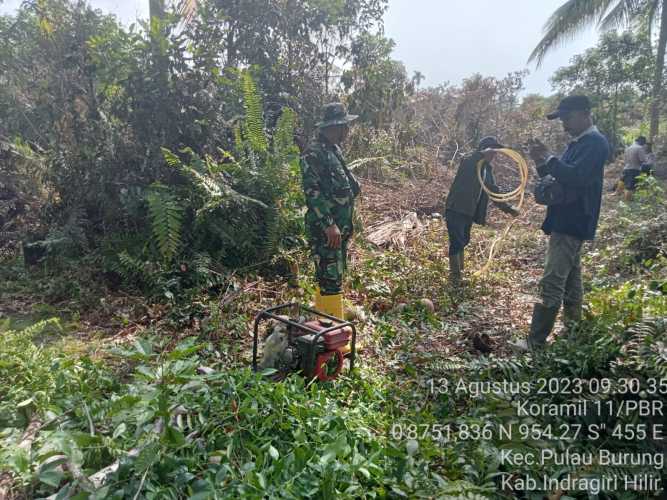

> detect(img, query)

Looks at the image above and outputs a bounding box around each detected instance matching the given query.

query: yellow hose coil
[473,148,530,276]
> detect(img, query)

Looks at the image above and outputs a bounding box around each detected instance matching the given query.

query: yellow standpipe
[314,288,352,354]
[314,289,344,319]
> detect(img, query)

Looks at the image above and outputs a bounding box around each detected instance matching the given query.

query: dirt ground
[0,156,648,364]
[355,157,633,358]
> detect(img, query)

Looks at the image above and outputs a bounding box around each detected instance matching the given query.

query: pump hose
[473,148,530,276]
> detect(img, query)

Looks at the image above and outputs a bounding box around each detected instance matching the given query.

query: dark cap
[546,95,592,120]
[478,136,504,150]
[317,102,358,128]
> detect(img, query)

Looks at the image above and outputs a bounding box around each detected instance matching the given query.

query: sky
[384,0,598,94]
[0,0,599,95]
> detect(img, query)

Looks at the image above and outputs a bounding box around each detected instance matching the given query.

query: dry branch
[365,212,423,249]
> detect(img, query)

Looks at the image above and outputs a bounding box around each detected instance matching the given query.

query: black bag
[534,175,567,206]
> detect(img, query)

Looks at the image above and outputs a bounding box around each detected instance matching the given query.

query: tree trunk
[149,0,165,20]
[148,0,168,86]
[224,1,238,68]
[649,0,667,141]
[611,85,619,154]
[226,25,236,68]
[148,0,169,159]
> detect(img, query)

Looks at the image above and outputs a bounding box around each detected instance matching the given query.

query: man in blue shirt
[518,96,610,349]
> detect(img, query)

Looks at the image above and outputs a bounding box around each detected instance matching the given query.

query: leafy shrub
[1,329,463,499]
[96,71,304,296]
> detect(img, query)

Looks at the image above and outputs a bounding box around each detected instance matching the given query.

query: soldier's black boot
[527,303,560,348]
[562,302,582,336]
[449,252,462,288]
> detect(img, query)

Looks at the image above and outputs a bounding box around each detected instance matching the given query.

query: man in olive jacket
[445,136,519,287]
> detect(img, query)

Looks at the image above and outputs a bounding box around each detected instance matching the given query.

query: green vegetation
[2,0,667,498]
[2,189,666,499]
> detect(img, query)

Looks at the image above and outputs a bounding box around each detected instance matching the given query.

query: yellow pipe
[473,148,530,276]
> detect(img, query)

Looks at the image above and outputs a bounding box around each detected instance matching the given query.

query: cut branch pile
[365,211,423,249]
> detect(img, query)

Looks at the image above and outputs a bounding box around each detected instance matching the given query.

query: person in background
[641,142,655,177]
[444,136,519,288]
[300,103,360,319]
[622,136,648,200]
[518,95,610,350]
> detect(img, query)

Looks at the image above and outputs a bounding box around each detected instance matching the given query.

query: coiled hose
[473,148,530,276]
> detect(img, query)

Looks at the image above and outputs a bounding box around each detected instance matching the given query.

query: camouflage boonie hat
[317,102,358,129]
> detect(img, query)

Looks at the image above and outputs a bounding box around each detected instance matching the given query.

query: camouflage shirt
[300,136,360,236]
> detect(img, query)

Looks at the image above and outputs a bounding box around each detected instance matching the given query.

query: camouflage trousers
[309,235,350,295]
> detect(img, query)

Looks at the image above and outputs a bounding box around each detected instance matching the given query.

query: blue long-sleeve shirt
[542,127,610,240]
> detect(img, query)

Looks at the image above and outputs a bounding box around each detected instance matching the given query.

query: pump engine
[252,303,357,381]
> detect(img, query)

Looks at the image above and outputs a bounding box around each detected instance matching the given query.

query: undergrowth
[1,176,666,499]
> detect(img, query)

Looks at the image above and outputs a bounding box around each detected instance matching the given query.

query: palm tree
[529,0,667,141]
[149,0,198,23]
[176,0,198,24]
[148,0,199,78]
[411,70,425,87]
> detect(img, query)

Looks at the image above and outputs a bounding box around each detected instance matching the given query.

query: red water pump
[252,303,357,381]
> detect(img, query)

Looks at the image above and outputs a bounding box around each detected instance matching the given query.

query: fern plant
[618,316,667,378]
[114,250,149,285]
[146,186,183,264]
[240,70,268,155]
[273,106,299,164]
[235,74,303,260]
[159,72,303,268]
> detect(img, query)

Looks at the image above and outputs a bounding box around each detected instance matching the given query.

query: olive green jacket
[445,152,512,225]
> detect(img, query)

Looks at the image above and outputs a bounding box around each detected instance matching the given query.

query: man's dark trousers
[445,209,473,257]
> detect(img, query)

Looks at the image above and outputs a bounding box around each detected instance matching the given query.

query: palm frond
[529,0,619,66]
[180,164,268,212]
[259,206,281,259]
[599,0,645,31]
[161,148,268,212]
[178,0,198,25]
[162,148,181,168]
[646,0,661,43]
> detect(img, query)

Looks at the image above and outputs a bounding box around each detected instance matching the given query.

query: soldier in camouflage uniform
[301,103,360,314]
